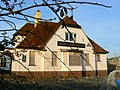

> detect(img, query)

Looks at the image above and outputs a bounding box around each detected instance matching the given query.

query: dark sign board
[57,41,85,48]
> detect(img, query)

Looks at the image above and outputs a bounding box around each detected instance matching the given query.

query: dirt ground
[0,76,110,90]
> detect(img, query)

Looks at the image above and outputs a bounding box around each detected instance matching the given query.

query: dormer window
[65,32,76,42]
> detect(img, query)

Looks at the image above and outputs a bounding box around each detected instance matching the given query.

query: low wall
[12,70,108,78]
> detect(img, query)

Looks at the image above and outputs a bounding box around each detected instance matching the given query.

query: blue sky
[69,0,120,58]
[0,0,120,58]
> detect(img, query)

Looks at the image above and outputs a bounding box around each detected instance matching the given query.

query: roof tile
[60,16,81,28]
[14,23,34,36]
[87,37,109,54]
[16,22,60,50]
[15,16,108,53]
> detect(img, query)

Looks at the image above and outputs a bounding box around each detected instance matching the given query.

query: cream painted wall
[11,49,45,71]
[11,25,107,72]
[95,54,107,70]
[45,26,100,71]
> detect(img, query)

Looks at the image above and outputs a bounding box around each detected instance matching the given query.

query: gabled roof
[60,16,81,28]
[14,23,34,36]
[14,16,80,37]
[87,37,109,54]
[16,22,60,50]
[15,16,108,53]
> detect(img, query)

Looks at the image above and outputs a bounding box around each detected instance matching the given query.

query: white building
[0,10,109,77]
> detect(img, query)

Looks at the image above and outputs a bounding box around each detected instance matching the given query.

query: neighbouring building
[107,56,120,74]
[0,10,109,77]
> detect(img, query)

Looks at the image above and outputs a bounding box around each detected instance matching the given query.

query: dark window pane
[1,56,6,67]
[52,51,57,66]
[74,34,76,41]
[69,32,73,41]
[1,57,6,67]
[22,54,26,62]
[65,32,68,40]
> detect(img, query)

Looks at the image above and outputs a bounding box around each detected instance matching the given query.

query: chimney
[34,10,41,27]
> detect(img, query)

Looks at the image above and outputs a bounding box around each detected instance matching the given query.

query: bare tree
[0,0,111,49]
[0,0,111,90]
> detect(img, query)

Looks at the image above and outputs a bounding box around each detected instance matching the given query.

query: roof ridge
[59,16,81,28]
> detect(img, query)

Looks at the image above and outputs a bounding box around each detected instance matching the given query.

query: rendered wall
[11,49,45,72]
[45,26,98,72]
[11,25,108,77]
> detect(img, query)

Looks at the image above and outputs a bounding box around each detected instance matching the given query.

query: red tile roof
[16,22,60,50]
[14,16,80,37]
[14,23,34,36]
[87,37,109,53]
[60,16,81,28]
[15,16,108,53]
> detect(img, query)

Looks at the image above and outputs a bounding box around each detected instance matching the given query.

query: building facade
[1,11,109,77]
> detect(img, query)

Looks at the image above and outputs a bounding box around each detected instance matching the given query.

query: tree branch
[0,1,111,16]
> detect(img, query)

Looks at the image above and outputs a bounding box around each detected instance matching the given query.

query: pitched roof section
[62,17,108,54]
[14,23,34,36]
[15,16,108,53]
[15,16,80,37]
[60,16,81,28]
[16,22,60,50]
[87,37,109,54]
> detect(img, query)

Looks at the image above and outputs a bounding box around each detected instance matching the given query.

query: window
[0,56,6,67]
[52,51,57,66]
[69,52,81,66]
[29,51,35,66]
[69,32,73,41]
[65,32,76,41]
[84,53,90,66]
[65,32,68,40]
[95,54,100,61]
[22,54,26,62]
[74,34,76,41]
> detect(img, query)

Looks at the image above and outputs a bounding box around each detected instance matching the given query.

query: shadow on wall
[107,62,116,74]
